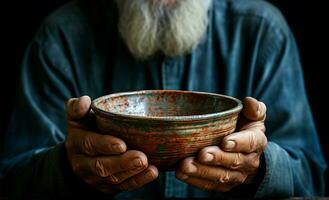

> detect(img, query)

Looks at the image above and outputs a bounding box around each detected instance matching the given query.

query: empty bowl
[91,90,243,170]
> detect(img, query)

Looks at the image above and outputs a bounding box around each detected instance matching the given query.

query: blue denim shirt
[0,0,326,198]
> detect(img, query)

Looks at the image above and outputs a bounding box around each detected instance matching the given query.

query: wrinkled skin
[65,96,159,194]
[65,96,267,194]
[176,97,267,192]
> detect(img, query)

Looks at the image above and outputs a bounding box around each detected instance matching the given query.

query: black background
[0,0,328,195]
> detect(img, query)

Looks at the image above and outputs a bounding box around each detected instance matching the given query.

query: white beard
[116,0,211,60]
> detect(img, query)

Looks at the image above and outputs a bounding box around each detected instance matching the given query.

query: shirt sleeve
[0,23,110,198]
[251,16,327,198]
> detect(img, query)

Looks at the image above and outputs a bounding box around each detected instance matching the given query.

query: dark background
[0,0,328,195]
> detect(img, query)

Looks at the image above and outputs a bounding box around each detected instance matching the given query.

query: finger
[178,157,246,184]
[221,128,267,153]
[66,96,91,121]
[104,153,150,184]
[117,165,159,191]
[96,166,158,194]
[67,126,127,156]
[176,171,237,192]
[242,97,266,121]
[198,146,259,171]
[72,150,148,178]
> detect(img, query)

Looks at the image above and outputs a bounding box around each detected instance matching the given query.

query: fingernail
[145,169,155,178]
[132,158,143,168]
[185,163,197,173]
[112,144,123,152]
[109,174,119,184]
[225,140,236,150]
[203,153,214,162]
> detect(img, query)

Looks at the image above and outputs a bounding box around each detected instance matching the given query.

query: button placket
[161,57,184,90]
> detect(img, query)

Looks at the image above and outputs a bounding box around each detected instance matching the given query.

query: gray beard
[116,0,211,60]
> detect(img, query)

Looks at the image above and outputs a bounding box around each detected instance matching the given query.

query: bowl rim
[91,90,243,122]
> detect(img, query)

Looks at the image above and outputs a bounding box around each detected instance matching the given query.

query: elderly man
[0,0,326,198]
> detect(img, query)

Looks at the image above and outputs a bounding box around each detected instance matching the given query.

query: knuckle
[199,167,209,178]
[216,169,230,184]
[231,153,243,169]
[94,159,109,177]
[107,174,121,184]
[109,169,137,185]
[214,151,224,164]
[82,135,94,155]
[249,131,257,151]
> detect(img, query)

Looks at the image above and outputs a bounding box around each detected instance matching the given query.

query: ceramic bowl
[91,90,243,170]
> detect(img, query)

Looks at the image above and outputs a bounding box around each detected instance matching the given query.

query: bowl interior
[93,91,240,117]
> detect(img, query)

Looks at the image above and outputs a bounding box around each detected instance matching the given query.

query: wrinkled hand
[65,96,159,194]
[176,97,267,192]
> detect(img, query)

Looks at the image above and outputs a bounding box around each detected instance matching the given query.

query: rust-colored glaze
[91,90,243,170]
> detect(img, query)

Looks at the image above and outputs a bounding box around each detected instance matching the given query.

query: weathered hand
[65,96,159,194]
[176,97,267,192]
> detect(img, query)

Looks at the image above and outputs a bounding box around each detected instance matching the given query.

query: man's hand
[176,97,267,192]
[65,96,159,194]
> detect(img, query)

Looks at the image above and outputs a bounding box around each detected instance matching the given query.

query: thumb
[66,96,91,121]
[242,97,266,121]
